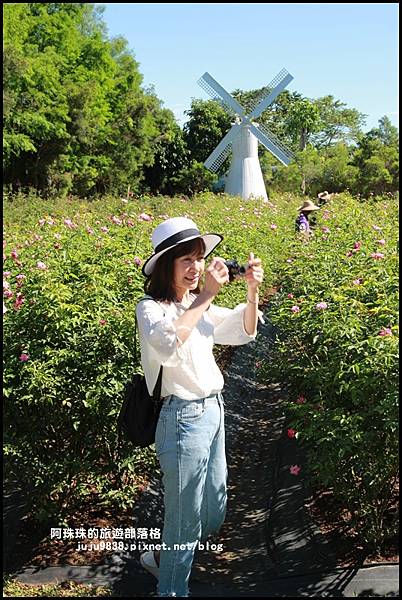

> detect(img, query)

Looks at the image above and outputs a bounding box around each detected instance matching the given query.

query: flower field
[3,189,398,549]
[262,193,399,550]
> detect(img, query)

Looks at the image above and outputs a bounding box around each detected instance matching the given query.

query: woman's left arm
[243,252,264,336]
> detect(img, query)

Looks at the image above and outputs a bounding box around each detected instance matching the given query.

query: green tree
[352,116,399,196]
[312,95,366,148]
[3,3,164,196]
[284,97,322,152]
[170,160,217,195]
[142,101,190,195]
[183,99,231,167]
[284,98,321,193]
[314,143,359,194]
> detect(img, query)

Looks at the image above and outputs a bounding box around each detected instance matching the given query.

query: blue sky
[100,3,399,132]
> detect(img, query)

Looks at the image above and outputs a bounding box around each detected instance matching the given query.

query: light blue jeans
[155,392,227,597]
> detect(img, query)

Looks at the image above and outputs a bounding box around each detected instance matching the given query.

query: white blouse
[136,294,261,401]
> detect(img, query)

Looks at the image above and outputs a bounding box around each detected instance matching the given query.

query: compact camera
[224,259,248,282]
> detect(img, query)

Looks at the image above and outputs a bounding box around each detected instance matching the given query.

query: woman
[295,199,320,235]
[136,216,263,597]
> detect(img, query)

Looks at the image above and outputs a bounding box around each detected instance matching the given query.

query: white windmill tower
[198,69,294,201]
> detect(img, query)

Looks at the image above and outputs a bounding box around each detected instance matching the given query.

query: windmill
[198,69,294,201]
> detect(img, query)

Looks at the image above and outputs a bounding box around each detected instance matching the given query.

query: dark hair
[144,237,206,302]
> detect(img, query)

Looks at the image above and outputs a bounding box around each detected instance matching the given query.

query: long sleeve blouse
[136,294,261,400]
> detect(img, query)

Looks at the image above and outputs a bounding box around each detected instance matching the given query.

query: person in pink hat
[136,216,264,596]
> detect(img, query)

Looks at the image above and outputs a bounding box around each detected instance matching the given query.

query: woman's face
[173,250,205,297]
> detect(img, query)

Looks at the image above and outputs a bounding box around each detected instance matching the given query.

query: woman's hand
[244,252,264,292]
[203,257,229,297]
[174,259,228,345]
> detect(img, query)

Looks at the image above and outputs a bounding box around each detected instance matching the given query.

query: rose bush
[262,192,399,551]
[3,190,293,524]
[3,189,398,551]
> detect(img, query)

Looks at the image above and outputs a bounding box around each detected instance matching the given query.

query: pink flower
[100,226,109,233]
[371,252,385,259]
[353,242,361,250]
[19,353,29,361]
[46,218,55,225]
[287,293,294,299]
[111,215,123,225]
[291,306,300,313]
[346,251,353,257]
[287,428,297,438]
[14,293,24,310]
[3,280,10,290]
[126,219,134,227]
[321,227,330,233]
[139,213,152,222]
[134,257,142,266]
[38,218,46,226]
[372,225,382,231]
[16,274,25,281]
[36,261,47,270]
[377,239,386,245]
[3,271,11,278]
[54,233,62,240]
[316,302,328,310]
[286,258,293,263]
[255,361,262,368]
[86,227,94,235]
[4,289,13,299]
[3,302,7,315]
[99,319,107,326]
[296,395,306,404]
[11,250,19,260]
[290,465,301,476]
[322,210,331,220]
[63,218,77,229]
[353,278,362,285]
[270,224,277,230]
[378,328,393,337]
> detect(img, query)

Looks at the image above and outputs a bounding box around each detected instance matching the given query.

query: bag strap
[116,297,164,453]
[135,295,163,398]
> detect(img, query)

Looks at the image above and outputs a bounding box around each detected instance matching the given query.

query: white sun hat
[142,216,223,276]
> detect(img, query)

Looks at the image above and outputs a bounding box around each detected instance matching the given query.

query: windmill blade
[249,123,294,166]
[249,69,293,120]
[204,123,242,172]
[198,72,246,117]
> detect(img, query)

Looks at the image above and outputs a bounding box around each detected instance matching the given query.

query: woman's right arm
[173,257,229,345]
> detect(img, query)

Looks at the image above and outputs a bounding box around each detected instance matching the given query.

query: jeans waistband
[163,392,222,406]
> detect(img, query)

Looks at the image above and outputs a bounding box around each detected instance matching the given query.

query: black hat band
[154,228,200,254]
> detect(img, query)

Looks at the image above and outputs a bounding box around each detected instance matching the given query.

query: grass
[3,576,117,597]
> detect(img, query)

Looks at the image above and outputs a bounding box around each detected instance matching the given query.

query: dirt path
[191,316,285,585]
[130,310,338,595]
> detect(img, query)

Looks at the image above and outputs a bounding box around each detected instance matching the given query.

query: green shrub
[3,190,296,523]
[262,192,399,550]
[4,189,398,551]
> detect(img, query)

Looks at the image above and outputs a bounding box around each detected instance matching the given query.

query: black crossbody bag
[117,299,163,448]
